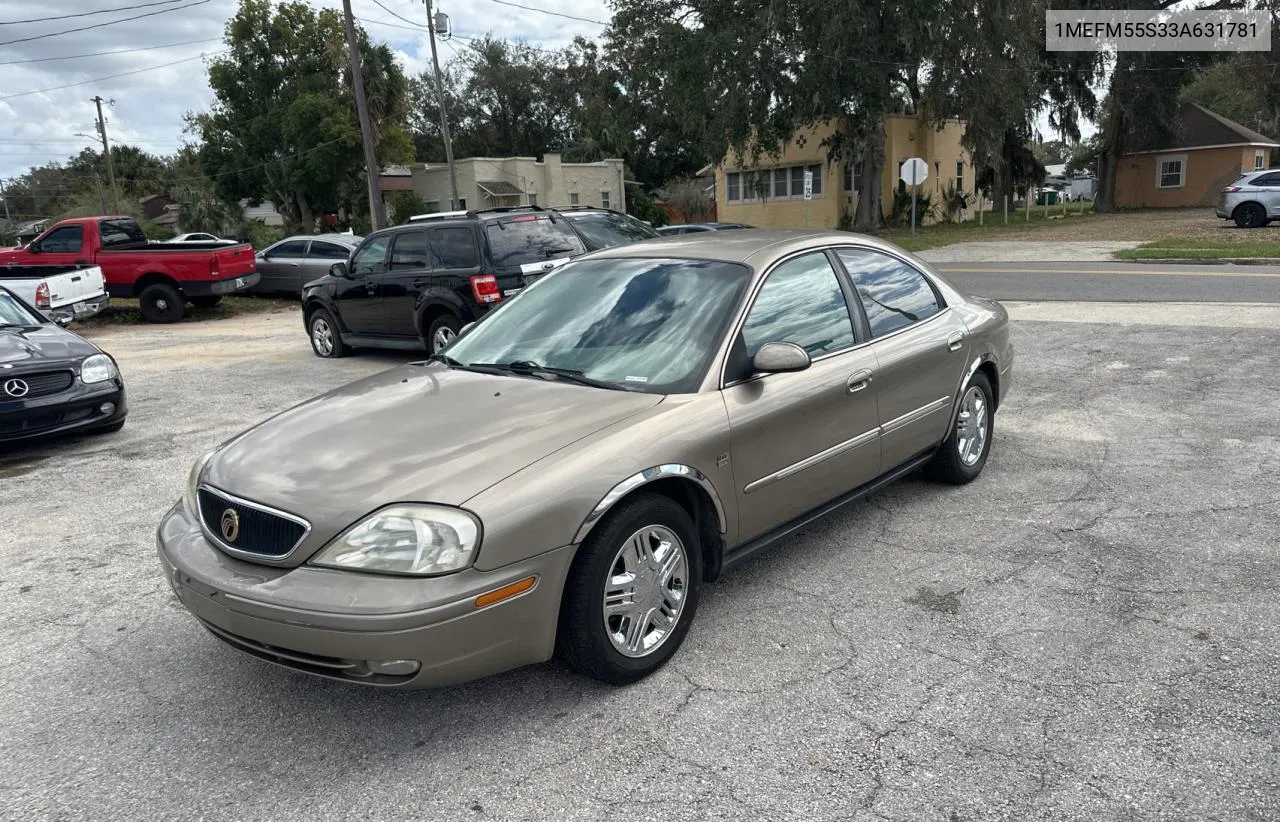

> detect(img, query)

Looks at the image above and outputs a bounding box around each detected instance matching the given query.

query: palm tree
[176,183,245,235]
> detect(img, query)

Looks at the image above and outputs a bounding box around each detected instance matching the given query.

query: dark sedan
[0,287,127,442]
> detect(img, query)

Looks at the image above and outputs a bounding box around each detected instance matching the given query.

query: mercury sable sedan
[157,231,1012,688]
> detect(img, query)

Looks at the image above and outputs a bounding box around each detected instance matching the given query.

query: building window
[774,168,789,198]
[1256,150,1266,170]
[956,160,965,194]
[1157,155,1186,189]
[726,174,740,202]
[529,193,538,206]
[790,166,804,197]
[458,198,467,209]
[570,192,579,205]
[601,191,610,209]
[843,162,863,194]
[807,164,823,196]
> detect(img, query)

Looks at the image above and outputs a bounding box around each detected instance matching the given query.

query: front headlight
[80,353,117,384]
[184,451,214,517]
[310,504,480,576]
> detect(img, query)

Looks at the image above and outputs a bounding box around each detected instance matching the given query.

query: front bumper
[156,502,578,688]
[0,377,126,442]
[47,293,110,324]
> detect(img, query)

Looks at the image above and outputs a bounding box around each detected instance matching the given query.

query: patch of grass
[1114,237,1280,260]
[73,294,297,328]
[869,201,1100,251]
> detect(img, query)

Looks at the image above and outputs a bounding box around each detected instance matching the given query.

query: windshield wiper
[426,353,508,376]
[469,361,624,391]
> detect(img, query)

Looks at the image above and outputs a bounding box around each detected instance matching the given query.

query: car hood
[203,363,663,557]
[0,324,98,367]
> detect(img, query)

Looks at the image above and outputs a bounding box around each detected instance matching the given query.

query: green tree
[662,176,714,222]
[174,182,245,234]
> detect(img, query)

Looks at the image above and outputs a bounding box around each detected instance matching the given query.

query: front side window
[36,225,83,253]
[1158,155,1186,188]
[267,240,308,258]
[740,252,854,359]
[446,258,751,394]
[429,227,479,269]
[564,212,658,250]
[835,248,941,338]
[389,230,429,270]
[350,235,391,276]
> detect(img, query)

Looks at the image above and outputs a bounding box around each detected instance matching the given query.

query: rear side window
[484,216,584,268]
[429,227,479,269]
[389,231,429,270]
[36,225,83,253]
[99,219,146,248]
[835,248,941,337]
[1251,172,1280,186]
[267,240,308,258]
[308,241,350,260]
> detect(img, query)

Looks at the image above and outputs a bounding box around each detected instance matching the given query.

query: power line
[485,0,606,26]
[0,0,212,47]
[0,0,183,26]
[0,37,223,66]
[0,52,222,101]
[367,0,427,29]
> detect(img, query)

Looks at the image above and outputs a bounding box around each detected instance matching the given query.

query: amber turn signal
[474,576,536,608]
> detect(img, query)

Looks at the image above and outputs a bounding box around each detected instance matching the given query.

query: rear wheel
[308,308,347,358]
[189,295,222,309]
[926,371,994,485]
[557,492,701,685]
[1234,202,1268,229]
[138,283,185,323]
[425,313,461,355]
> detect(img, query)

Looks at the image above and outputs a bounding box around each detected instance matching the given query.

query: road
[2,301,1279,821]
[933,260,1280,303]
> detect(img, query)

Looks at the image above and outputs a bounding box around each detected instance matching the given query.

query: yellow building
[715,115,971,228]
[1114,103,1278,209]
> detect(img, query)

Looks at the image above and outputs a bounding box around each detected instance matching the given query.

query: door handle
[846,370,873,393]
[947,332,965,352]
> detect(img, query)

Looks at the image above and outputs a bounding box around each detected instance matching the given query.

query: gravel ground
[2,303,1279,821]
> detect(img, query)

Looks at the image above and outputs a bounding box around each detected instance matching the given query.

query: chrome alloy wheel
[311,316,334,356]
[432,325,456,352]
[956,384,989,466]
[602,525,689,658]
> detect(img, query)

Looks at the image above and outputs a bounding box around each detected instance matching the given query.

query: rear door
[832,247,970,470]
[381,229,431,337]
[256,239,309,292]
[426,223,485,304]
[302,239,352,291]
[1249,171,1280,217]
[338,234,391,335]
[482,213,584,291]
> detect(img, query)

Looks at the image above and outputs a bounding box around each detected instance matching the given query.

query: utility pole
[0,179,10,223]
[425,0,460,210]
[341,0,386,231]
[90,96,121,213]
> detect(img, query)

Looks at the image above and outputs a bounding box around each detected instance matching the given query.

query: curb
[1119,257,1280,266]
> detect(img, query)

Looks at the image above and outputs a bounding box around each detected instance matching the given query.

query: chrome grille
[197,486,309,559]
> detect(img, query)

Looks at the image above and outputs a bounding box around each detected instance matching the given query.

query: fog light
[99,402,115,415]
[366,659,420,676]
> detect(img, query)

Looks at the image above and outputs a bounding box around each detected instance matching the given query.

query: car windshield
[445,257,751,394]
[0,292,43,326]
[564,212,659,249]
[484,216,585,267]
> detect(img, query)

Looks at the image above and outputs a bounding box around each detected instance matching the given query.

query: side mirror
[752,341,811,374]
[329,261,349,278]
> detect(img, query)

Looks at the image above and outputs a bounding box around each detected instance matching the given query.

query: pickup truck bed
[0,264,109,323]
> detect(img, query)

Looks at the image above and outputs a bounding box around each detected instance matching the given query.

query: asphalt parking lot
[2,300,1279,821]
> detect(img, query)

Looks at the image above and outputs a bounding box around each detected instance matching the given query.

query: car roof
[275,233,361,245]
[583,229,899,266]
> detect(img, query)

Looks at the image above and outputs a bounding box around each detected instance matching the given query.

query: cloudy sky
[0,0,609,190]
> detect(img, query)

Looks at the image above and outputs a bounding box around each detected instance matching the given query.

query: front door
[303,239,353,292]
[23,224,86,267]
[380,229,432,338]
[338,234,391,335]
[833,247,971,470]
[257,239,309,292]
[724,251,883,543]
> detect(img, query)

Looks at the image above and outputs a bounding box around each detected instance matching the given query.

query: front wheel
[557,493,702,685]
[926,371,994,484]
[1234,202,1268,229]
[138,283,185,323]
[308,308,347,358]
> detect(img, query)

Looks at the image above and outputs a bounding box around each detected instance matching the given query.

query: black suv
[301,207,586,358]
[550,206,659,251]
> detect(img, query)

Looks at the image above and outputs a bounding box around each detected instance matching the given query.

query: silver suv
[1218,169,1280,228]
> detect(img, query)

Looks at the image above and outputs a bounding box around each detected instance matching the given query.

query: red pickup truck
[0,216,258,323]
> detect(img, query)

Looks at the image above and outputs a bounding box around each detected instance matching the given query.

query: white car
[167,232,239,245]
[0,264,109,323]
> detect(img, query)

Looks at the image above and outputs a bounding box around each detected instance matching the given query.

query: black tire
[189,295,222,309]
[307,308,347,358]
[557,492,702,685]
[138,283,185,323]
[926,371,994,485]
[1234,202,1267,229]
[424,313,462,355]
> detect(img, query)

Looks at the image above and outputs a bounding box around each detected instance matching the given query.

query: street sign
[803,170,813,201]
[900,157,929,186]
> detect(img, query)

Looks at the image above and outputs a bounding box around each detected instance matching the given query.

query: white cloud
[0,0,610,183]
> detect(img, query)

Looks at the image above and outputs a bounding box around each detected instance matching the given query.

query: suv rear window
[484,216,584,268]
[562,211,658,250]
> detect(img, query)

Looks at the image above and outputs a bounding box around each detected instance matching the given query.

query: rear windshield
[99,219,148,249]
[484,216,585,268]
[563,212,659,249]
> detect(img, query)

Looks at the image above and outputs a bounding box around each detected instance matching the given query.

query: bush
[243,220,285,250]
[888,189,935,227]
[387,191,429,224]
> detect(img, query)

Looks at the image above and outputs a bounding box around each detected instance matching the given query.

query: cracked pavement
[1,301,1278,821]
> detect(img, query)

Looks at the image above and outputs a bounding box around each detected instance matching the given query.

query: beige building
[715,115,971,228]
[410,153,628,213]
[1114,103,1278,209]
